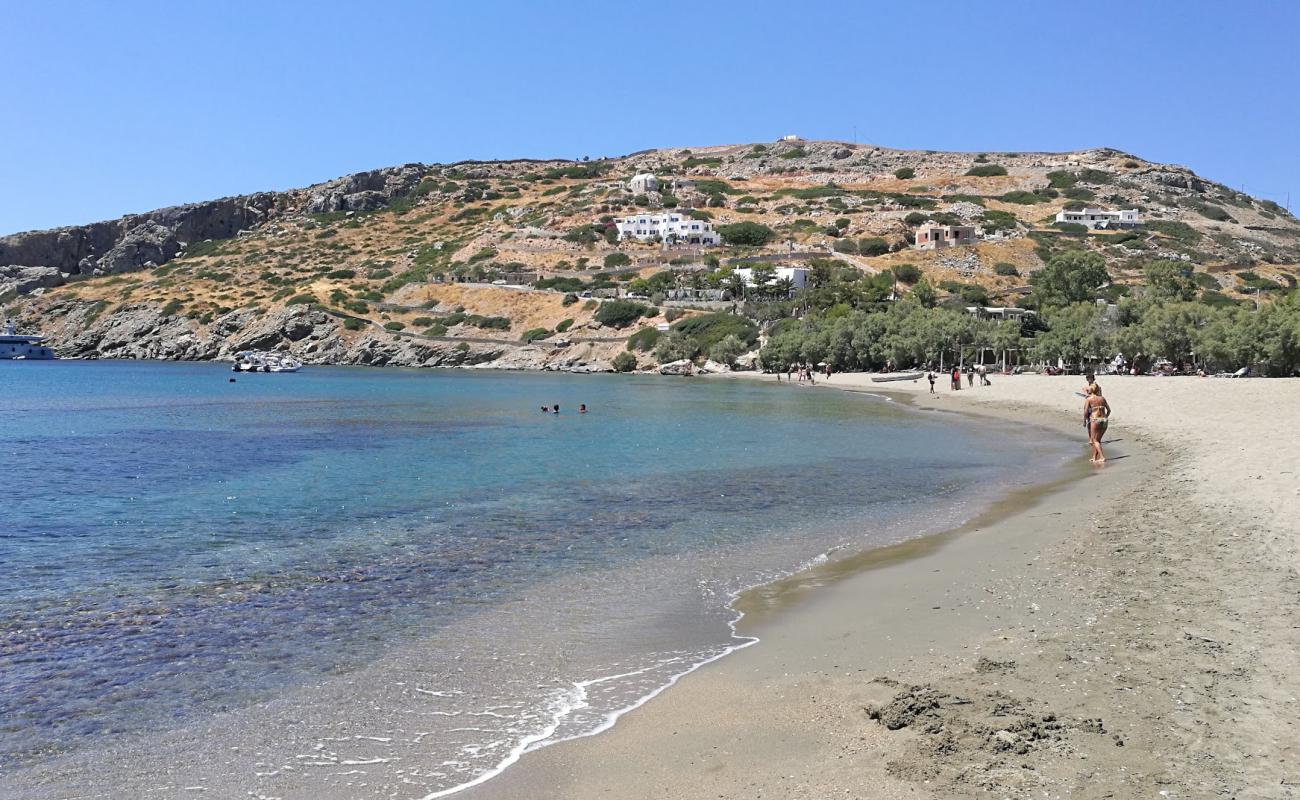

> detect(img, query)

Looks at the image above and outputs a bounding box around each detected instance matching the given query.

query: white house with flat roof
[614,212,721,245]
[1055,208,1141,229]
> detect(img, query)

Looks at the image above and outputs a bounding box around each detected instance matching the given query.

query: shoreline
[456,373,1300,799]
[2,367,1061,800]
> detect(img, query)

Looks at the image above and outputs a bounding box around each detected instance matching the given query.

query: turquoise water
[0,361,1069,796]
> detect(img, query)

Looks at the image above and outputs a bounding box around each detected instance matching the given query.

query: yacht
[0,320,56,360]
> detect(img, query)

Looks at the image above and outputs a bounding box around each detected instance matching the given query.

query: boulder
[0,265,66,296]
[90,221,181,275]
[659,359,695,376]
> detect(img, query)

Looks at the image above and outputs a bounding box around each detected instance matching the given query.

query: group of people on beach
[540,404,587,414]
[777,364,831,384]
[925,364,991,393]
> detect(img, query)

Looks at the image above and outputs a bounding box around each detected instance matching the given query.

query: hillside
[3,140,1298,370]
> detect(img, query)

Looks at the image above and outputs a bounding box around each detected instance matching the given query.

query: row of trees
[759,251,1300,376]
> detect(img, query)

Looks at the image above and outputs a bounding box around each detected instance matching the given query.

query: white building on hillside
[627,173,660,194]
[733,266,809,296]
[614,212,721,245]
[1055,207,1141,229]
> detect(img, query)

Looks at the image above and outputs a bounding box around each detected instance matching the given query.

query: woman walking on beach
[1083,384,1111,463]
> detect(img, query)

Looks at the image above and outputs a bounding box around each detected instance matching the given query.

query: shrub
[716,221,776,246]
[1054,222,1090,235]
[562,293,578,306]
[467,315,511,330]
[994,262,1020,277]
[708,334,749,366]
[326,268,356,279]
[522,327,552,343]
[604,252,632,268]
[384,321,406,331]
[853,237,888,257]
[1076,168,1112,184]
[424,323,448,336]
[410,316,433,326]
[583,299,598,310]
[832,238,858,254]
[965,164,1008,177]
[671,312,758,352]
[161,299,184,317]
[595,299,652,329]
[686,208,714,220]
[1063,187,1095,201]
[1192,271,1220,290]
[681,156,722,168]
[663,308,683,322]
[999,190,1048,204]
[612,352,638,372]
[780,146,808,159]
[626,327,662,352]
[903,212,928,226]
[1046,170,1077,189]
[1147,219,1203,244]
[982,209,1024,231]
[286,294,317,305]
[343,317,365,331]
[892,263,922,283]
[888,193,936,209]
[555,318,574,333]
[894,167,915,180]
[1195,203,1234,222]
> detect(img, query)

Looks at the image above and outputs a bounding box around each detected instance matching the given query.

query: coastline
[457,373,1300,799]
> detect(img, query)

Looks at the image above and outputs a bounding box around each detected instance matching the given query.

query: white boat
[269,355,302,373]
[232,351,301,373]
[0,320,56,360]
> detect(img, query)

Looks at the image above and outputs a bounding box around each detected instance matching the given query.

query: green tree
[604,252,632,269]
[911,278,937,307]
[612,351,638,372]
[716,221,776,246]
[1144,260,1197,302]
[1029,251,1110,309]
[1033,303,1112,367]
[708,334,748,366]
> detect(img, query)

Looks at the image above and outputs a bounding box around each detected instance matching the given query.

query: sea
[0,361,1072,798]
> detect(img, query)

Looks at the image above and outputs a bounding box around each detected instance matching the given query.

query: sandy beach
[462,373,1300,799]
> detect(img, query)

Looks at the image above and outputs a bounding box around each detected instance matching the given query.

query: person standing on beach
[951,366,961,390]
[927,372,936,394]
[1084,384,1111,463]
[978,364,990,386]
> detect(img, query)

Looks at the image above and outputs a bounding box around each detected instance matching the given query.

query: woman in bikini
[1083,384,1111,463]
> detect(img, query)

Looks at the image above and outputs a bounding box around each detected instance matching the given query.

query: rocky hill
[4,140,1297,370]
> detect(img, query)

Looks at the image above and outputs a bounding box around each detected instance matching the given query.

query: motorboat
[0,320,56,360]
[232,351,302,373]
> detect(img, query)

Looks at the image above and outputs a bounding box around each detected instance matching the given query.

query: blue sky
[2,0,1297,235]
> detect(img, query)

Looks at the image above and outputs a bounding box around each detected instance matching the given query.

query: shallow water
[0,361,1070,795]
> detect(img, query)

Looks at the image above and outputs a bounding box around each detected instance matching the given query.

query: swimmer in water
[579,404,587,413]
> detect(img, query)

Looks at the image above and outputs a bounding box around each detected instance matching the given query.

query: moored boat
[0,320,56,360]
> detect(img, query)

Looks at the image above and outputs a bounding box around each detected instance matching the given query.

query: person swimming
[552,404,560,414]
[579,404,587,413]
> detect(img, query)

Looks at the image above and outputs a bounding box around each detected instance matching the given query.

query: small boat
[871,372,924,383]
[232,351,302,373]
[1,320,56,360]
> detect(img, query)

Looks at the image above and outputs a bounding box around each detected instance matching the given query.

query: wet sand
[461,374,1300,799]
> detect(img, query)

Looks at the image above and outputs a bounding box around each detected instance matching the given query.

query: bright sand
[460,374,1300,799]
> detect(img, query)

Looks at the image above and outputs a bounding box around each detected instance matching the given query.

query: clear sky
[3,0,1297,235]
